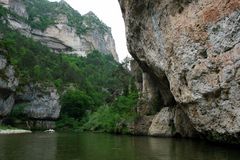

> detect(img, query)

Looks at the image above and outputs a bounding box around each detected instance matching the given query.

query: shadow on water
[0,132,240,160]
[0,132,57,160]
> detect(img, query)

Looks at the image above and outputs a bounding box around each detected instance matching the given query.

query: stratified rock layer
[119,0,240,143]
[15,83,61,120]
[0,0,118,61]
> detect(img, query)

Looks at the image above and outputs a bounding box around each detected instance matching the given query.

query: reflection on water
[0,133,57,160]
[0,132,239,160]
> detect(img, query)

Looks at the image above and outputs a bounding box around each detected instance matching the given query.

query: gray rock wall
[0,52,61,128]
[0,0,9,8]
[0,53,18,118]
[120,0,240,143]
[1,0,119,61]
[15,83,61,120]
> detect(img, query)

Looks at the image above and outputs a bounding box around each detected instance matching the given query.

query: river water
[0,132,239,160]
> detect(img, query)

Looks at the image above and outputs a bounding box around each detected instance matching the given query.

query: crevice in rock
[137,62,177,115]
[199,49,208,59]
[152,71,177,107]
[14,96,31,104]
[168,0,198,16]
[203,88,222,104]
[0,88,12,100]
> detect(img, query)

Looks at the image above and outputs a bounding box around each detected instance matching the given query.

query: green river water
[0,132,239,160]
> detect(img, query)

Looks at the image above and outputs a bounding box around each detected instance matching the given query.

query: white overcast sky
[49,0,130,61]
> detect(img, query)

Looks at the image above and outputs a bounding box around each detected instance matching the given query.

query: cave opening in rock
[141,65,177,115]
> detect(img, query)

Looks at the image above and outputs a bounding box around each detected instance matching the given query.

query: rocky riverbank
[0,129,32,134]
[0,125,31,134]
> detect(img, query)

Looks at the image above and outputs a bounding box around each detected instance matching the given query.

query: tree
[61,89,94,119]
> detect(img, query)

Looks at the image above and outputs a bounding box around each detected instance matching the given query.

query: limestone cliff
[0,51,18,118]
[14,83,61,129]
[120,0,240,143]
[0,0,118,61]
[0,50,61,129]
[0,0,119,129]
[15,83,60,120]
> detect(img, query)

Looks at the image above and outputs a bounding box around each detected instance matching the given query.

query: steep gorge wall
[0,0,118,61]
[120,0,240,143]
[0,0,119,129]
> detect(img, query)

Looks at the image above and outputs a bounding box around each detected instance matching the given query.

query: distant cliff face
[0,0,9,8]
[120,0,240,143]
[0,0,120,129]
[0,0,118,61]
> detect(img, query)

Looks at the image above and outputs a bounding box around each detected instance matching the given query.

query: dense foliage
[22,0,109,35]
[56,92,138,133]
[0,17,138,133]
[61,90,94,119]
[0,125,17,130]
[82,93,138,133]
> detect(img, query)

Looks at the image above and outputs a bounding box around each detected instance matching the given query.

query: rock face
[0,0,118,129]
[149,106,197,137]
[1,0,118,61]
[120,0,240,143]
[0,52,60,129]
[27,120,56,130]
[0,0,9,8]
[11,84,61,129]
[0,53,18,118]
[15,83,61,120]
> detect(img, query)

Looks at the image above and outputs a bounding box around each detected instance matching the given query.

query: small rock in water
[44,129,55,133]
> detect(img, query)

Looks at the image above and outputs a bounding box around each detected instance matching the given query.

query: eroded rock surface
[0,53,61,128]
[120,0,240,143]
[0,0,9,8]
[149,106,197,137]
[15,83,61,120]
[27,120,56,130]
[0,53,18,117]
[0,0,118,61]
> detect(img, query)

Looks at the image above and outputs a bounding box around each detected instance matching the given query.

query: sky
[49,0,130,61]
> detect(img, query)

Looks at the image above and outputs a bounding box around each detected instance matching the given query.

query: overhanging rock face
[15,83,61,120]
[119,0,240,143]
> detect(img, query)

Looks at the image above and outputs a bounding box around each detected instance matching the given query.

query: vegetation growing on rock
[0,16,137,133]
[23,0,109,35]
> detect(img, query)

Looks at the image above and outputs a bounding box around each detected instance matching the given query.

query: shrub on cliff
[0,18,137,132]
